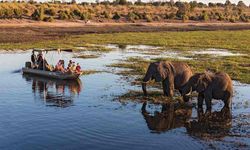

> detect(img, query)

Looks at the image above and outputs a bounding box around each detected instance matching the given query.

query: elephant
[142,61,193,101]
[141,102,192,133]
[181,71,233,111]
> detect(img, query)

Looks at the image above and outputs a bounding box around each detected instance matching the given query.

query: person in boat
[76,63,82,74]
[70,62,76,72]
[55,60,65,72]
[31,51,37,68]
[67,60,73,70]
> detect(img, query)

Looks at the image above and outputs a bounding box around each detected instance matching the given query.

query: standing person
[31,51,37,68]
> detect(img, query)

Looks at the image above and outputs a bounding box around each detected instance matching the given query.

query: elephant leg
[223,91,232,109]
[204,94,212,113]
[197,93,204,111]
[163,79,174,97]
[162,81,168,96]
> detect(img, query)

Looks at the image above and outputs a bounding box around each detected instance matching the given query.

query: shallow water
[0,45,249,149]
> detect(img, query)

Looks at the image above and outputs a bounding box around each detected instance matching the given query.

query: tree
[176,2,190,19]
[225,0,231,6]
[71,0,76,4]
[237,1,246,8]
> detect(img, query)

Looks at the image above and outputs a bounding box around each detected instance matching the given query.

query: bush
[58,11,68,20]
[229,17,236,23]
[145,14,153,22]
[112,12,120,20]
[14,9,23,19]
[31,7,44,21]
[240,14,249,22]
[127,12,139,21]
[45,8,56,16]
[80,12,91,20]
[182,14,189,22]
[165,13,175,19]
[102,11,111,19]
[200,11,209,21]
[73,9,81,17]
[43,16,54,22]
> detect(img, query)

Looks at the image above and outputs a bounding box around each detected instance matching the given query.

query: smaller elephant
[182,71,233,111]
[142,61,193,101]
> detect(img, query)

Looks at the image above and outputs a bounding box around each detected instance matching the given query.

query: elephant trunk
[181,82,192,96]
[142,82,148,96]
[142,69,152,96]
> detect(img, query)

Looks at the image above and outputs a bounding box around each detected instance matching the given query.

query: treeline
[0,0,249,23]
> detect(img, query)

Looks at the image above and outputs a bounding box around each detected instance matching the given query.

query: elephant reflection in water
[185,107,232,139]
[141,102,192,133]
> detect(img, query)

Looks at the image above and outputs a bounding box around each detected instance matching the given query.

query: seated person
[55,60,65,72]
[67,60,73,69]
[75,63,82,74]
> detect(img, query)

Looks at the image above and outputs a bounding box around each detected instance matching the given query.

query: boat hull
[22,68,80,80]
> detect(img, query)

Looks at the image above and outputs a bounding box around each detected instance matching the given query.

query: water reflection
[141,102,192,133]
[185,107,232,139]
[23,74,82,108]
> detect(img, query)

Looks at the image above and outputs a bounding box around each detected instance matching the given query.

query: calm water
[0,46,249,150]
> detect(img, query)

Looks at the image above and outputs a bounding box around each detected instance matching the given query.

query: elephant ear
[157,61,175,80]
[196,73,212,92]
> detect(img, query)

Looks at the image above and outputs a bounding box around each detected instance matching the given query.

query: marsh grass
[74,54,100,59]
[117,90,184,104]
[1,30,250,53]
[109,53,250,84]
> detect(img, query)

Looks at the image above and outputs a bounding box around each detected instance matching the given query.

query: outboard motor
[25,61,32,68]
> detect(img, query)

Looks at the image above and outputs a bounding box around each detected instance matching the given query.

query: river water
[0,45,249,149]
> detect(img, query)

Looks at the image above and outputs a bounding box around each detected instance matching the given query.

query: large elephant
[142,61,193,101]
[182,72,233,111]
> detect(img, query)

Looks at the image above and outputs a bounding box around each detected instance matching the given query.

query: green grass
[1,30,250,53]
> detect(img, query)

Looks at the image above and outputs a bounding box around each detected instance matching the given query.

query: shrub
[14,9,23,19]
[182,14,189,22]
[127,12,139,21]
[31,7,44,21]
[112,12,120,20]
[200,11,209,21]
[45,8,56,16]
[80,12,91,20]
[229,17,236,23]
[165,13,175,19]
[58,11,68,20]
[73,9,81,17]
[102,11,111,19]
[43,16,54,22]
[240,14,249,22]
[145,14,153,22]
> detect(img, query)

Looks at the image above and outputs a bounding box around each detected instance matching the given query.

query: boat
[22,68,80,80]
[22,48,81,80]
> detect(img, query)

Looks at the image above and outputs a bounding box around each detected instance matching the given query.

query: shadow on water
[186,107,232,139]
[23,74,83,108]
[141,101,232,139]
[141,102,192,133]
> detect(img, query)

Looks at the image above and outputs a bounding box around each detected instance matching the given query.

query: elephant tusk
[185,87,192,96]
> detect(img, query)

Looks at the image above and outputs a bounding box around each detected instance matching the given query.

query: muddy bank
[1,22,250,43]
